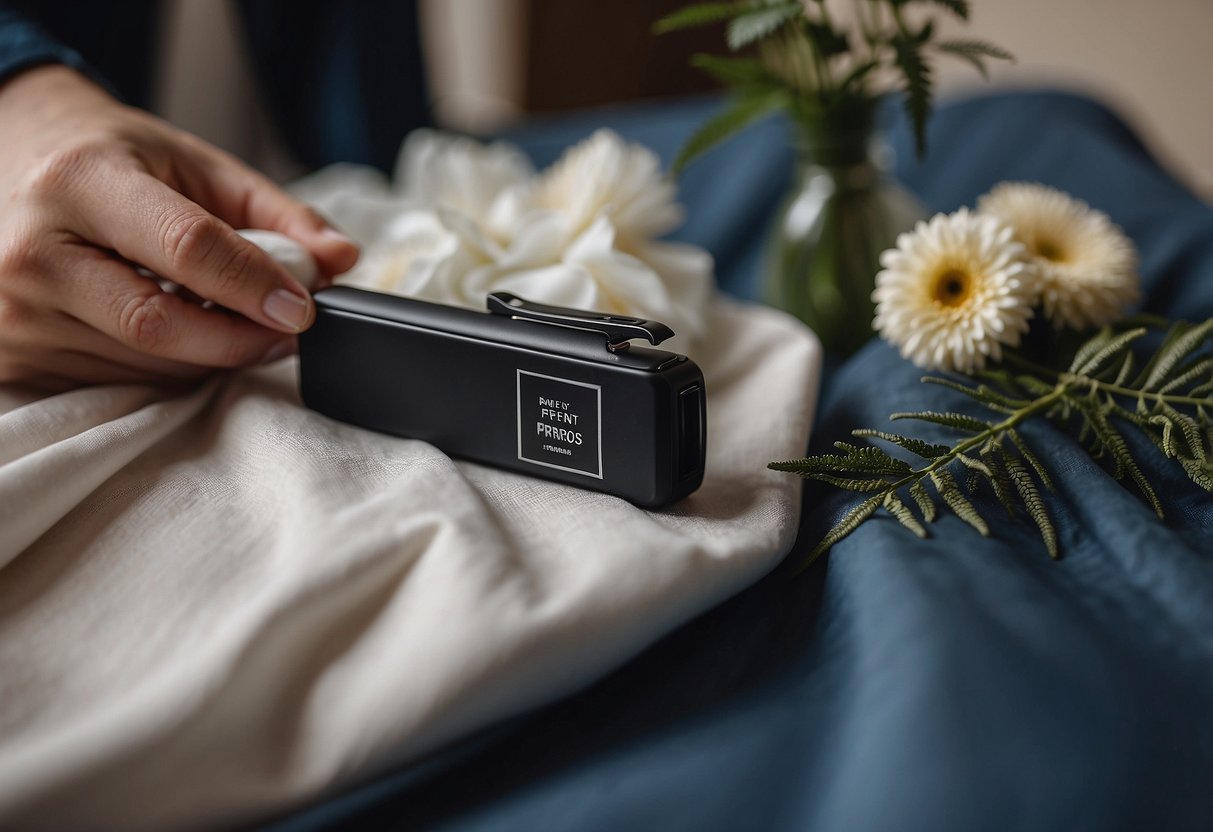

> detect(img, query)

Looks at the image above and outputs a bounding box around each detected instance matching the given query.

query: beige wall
[419,0,528,132]
[422,0,1213,197]
[936,0,1213,196]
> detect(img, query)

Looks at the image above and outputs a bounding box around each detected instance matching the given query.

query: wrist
[0,63,112,110]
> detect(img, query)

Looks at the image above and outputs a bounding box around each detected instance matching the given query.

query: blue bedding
[267,91,1213,832]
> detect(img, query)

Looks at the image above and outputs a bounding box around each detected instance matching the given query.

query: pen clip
[486,292,675,353]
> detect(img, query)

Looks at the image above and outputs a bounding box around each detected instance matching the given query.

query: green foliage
[1140,319,1213,390]
[671,89,786,173]
[891,31,932,154]
[914,0,971,19]
[1069,326,1147,375]
[652,3,750,34]
[771,318,1213,567]
[726,2,804,50]
[1002,449,1059,557]
[656,0,1013,170]
[934,39,1014,79]
[688,54,781,89]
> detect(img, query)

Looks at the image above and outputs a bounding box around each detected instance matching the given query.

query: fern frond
[884,492,928,537]
[726,2,803,50]
[807,494,884,562]
[1141,319,1213,391]
[1003,452,1059,558]
[1158,356,1213,395]
[909,479,937,522]
[1159,403,1207,462]
[1179,456,1213,490]
[802,473,894,491]
[1148,414,1178,458]
[1068,326,1111,374]
[955,453,992,476]
[890,410,993,433]
[774,317,1213,567]
[1082,404,1164,517]
[930,468,989,535]
[1113,352,1136,386]
[1130,322,1188,389]
[981,445,1019,516]
[653,3,747,34]
[1015,375,1056,397]
[934,38,1012,79]
[1006,429,1054,491]
[837,443,913,472]
[769,447,908,477]
[1070,327,1147,376]
[922,376,1030,411]
[892,33,932,156]
[851,429,951,459]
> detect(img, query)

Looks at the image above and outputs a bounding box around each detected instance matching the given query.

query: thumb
[199,154,361,278]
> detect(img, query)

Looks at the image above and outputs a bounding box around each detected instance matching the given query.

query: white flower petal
[873,208,1037,372]
[394,129,535,224]
[532,129,683,247]
[979,182,1139,329]
[328,129,713,349]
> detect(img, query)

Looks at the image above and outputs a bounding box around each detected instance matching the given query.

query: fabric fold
[0,298,820,830]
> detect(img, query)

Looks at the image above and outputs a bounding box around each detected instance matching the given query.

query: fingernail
[263,288,311,332]
[260,338,295,364]
[320,226,356,247]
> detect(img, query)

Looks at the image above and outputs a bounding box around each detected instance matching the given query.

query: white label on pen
[516,370,602,479]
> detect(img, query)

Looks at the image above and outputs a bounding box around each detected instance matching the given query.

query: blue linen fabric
[266,91,1213,832]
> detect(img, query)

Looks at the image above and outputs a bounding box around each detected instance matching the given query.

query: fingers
[0,83,324,390]
[44,311,216,380]
[58,249,296,367]
[68,169,316,334]
[235,178,361,277]
[183,146,360,278]
[33,348,207,389]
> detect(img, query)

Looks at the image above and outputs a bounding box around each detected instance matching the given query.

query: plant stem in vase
[655,0,1014,353]
[769,100,923,356]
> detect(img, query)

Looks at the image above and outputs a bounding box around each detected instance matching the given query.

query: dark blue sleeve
[0,2,162,106]
[1,1,427,170]
[0,6,102,90]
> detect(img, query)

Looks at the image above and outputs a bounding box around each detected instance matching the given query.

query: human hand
[0,65,360,391]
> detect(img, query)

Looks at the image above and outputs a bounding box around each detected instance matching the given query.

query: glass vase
[766,101,925,357]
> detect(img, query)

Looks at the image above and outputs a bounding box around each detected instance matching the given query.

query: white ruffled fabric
[293,129,713,352]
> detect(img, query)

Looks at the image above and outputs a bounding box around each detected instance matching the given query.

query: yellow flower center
[932,268,972,308]
[1035,237,1066,262]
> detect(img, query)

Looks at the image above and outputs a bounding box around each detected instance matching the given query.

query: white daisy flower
[978,182,1139,330]
[873,208,1036,372]
[530,129,684,252]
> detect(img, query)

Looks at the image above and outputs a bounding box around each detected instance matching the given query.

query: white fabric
[0,298,820,830]
[293,131,715,355]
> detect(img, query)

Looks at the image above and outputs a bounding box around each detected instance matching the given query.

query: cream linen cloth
[0,298,820,830]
